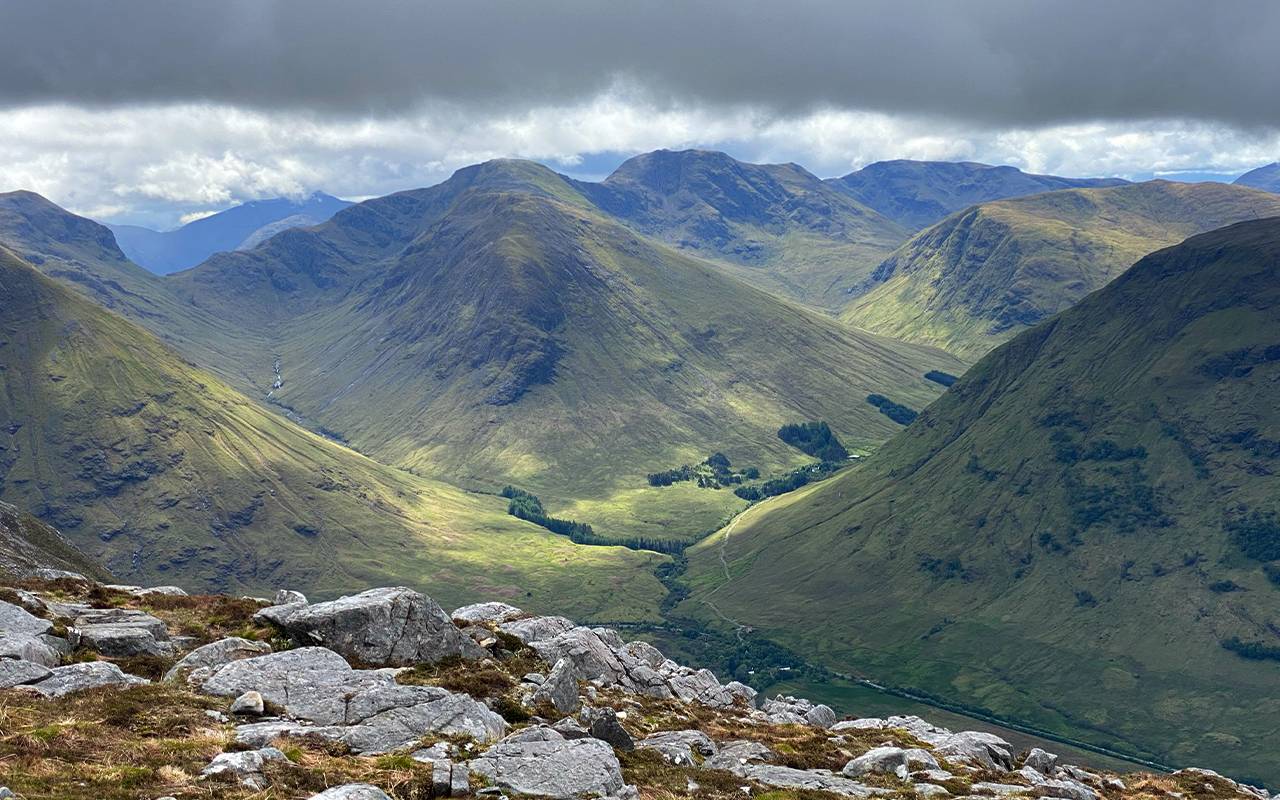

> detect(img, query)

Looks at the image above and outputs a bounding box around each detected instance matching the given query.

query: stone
[469,737,625,799]
[308,784,393,800]
[231,690,266,716]
[204,647,506,753]
[1023,747,1059,775]
[0,788,13,800]
[703,739,773,770]
[132,585,188,597]
[429,758,453,796]
[449,762,470,796]
[29,568,88,582]
[499,614,577,644]
[582,706,634,751]
[74,608,169,638]
[502,725,566,743]
[30,661,148,697]
[915,784,950,798]
[532,657,580,714]
[452,601,525,625]
[1037,779,1100,800]
[971,783,1031,796]
[843,747,940,779]
[0,634,61,667]
[164,636,272,682]
[637,730,717,766]
[0,658,52,688]
[201,747,287,790]
[760,695,837,728]
[523,672,547,684]
[0,599,52,637]
[76,625,169,657]
[254,601,307,627]
[4,588,50,615]
[932,731,1015,771]
[276,589,308,606]
[552,716,591,739]
[281,587,483,666]
[728,764,888,797]
[233,720,316,749]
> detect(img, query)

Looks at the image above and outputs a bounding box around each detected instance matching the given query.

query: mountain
[109,192,352,275]
[576,150,909,306]
[840,181,1280,360]
[0,500,112,581]
[1234,163,1280,193]
[678,218,1280,784]
[828,160,1128,231]
[167,159,963,543]
[0,244,666,616]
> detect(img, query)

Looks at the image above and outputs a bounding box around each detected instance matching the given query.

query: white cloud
[0,96,1276,228]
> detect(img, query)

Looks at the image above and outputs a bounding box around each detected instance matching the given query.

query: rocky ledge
[0,574,1274,800]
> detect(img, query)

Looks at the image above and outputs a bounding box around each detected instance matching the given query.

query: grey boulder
[499,614,577,644]
[638,730,716,765]
[164,636,272,683]
[932,730,1015,770]
[73,608,171,658]
[0,599,52,637]
[231,690,266,716]
[581,706,634,751]
[281,587,483,666]
[469,737,625,799]
[452,601,525,625]
[1023,747,1059,774]
[532,657,580,714]
[0,634,62,667]
[31,661,148,697]
[201,747,287,790]
[704,739,773,770]
[29,568,89,582]
[842,746,940,779]
[761,695,838,728]
[0,658,52,688]
[275,589,308,606]
[728,764,888,797]
[308,785,393,800]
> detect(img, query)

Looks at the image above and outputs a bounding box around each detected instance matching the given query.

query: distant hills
[0,244,666,615]
[109,192,352,275]
[575,149,908,306]
[166,159,963,543]
[840,180,1280,359]
[1234,162,1280,193]
[680,218,1280,783]
[827,160,1127,231]
[0,500,111,581]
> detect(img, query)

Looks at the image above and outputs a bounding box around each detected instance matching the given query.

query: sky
[1,0,1278,228]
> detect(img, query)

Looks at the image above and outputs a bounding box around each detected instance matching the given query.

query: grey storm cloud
[2,0,1279,128]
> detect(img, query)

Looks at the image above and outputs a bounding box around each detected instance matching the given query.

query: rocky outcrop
[201,746,287,790]
[204,646,506,753]
[761,694,838,727]
[843,746,941,778]
[280,587,484,666]
[637,730,717,765]
[532,657,580,714]
[728,763,888,797]
[452,601,525,625]
[0,658,51,688]
[469,734,627,799]
[30,661,148,697]
[164,636,272,683]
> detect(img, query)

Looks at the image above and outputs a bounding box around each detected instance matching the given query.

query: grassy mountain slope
[0,244,665,618]
[0,500,113,581]
[577,150,909,307]
[840,181,1280,360]
[828,160,1127,231]
[679,218,1280,784]
[209,179,962,543]
[1234,163,1280,193]
[109,192,352,275]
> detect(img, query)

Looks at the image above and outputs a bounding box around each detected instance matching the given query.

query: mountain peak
[1234,162,1280,193]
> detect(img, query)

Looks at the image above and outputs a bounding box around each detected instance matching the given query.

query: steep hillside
[0,500,112,580]
[0,245,665,617]
[1234,163,1280,193]
[679,219,1280,783]
[828,160,1127,231]
[578,150,909,306]
[840,181,1280,360]
[109,192,352,274]
[169,161,963,543]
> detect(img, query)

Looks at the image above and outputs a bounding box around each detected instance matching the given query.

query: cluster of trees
[647,452,759,489]
[733,460,842,501]
[924,370,959,387]
[776,422,848,462]
[500,486,685,554]
[866,394,918,425]
[1222,636,1280,662]
[1053,433,1147,464]
[1226,510,1280,562]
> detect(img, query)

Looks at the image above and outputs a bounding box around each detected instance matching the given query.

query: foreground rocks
[2,575,1276,800]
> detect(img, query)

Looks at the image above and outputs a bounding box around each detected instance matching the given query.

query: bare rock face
[452,601,525,625]
[164,636,272,683]
[30,661,148,697]
[0,658,52,688]
[531,657,580,714]
[203,646,506,753]
[0,599,52,637]
[281,587,484,666]
[842,746,940,778]
[468,737,626,799]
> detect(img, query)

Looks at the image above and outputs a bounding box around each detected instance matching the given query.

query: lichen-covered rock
[469,737,625,799]
[582,706,634,751]
[704,739,773,770]
[0,658,51,688]
[842,746,940,778]
[0,634,62,667]
[532,657,580,714]
[77,625,170,657]
[231,690,265,716]
[281,587,483,666]
[205,647,506,753]
[0,599,52,637]
[761,694,838,727]
[499,614,577,644]
[1024,747,1059,774]
[31,661,148,697]
[201,747,287,789]
[638,730,717,765]
[728,764,889,797]
[452,601,525,625]
[275,589,308,606]
[164,636,272,683]
[932,730,1015,770]
[308,784,393,800]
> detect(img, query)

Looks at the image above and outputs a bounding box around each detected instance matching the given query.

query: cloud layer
[0,1,1278,226]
